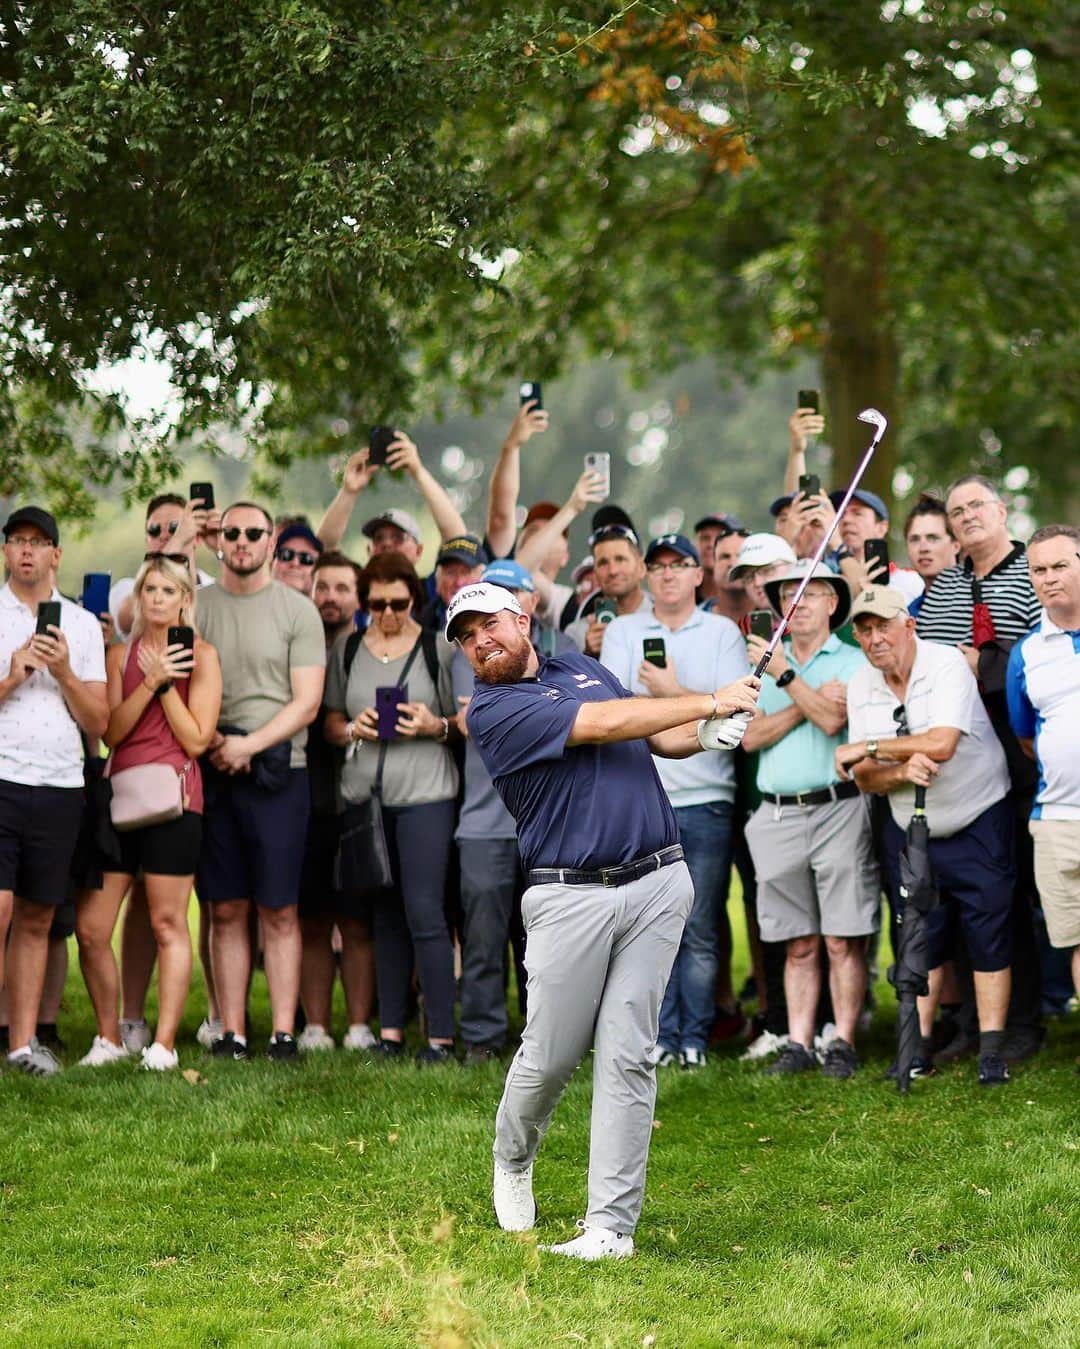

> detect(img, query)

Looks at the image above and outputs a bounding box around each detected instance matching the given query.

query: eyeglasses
[143,552,191,569]
[946,498,997,522]
[364,598,409,615]
[146,520,180,538]
[222,526,269,543]
[276,548,318,566]
[893,704,909,736]
[5,534,53,549]
[646,560,698,574]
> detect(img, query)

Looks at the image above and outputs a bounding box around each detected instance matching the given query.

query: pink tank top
[109,638,204,814]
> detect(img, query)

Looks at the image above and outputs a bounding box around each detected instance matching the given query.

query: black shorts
[197,769,309,910]
[298,812,371,921]
[108,811,203,878]
[0,780,84,907]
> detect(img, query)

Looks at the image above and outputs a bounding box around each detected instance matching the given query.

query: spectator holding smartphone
[75,558,222,1071]
[1,507,107,1077]
[323,553,460,1062]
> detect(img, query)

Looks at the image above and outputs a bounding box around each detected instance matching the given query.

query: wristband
[776,668,796,689]
[157,680,174,696]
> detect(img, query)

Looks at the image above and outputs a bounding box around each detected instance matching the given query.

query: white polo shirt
[1006,616,1080,820]
[600,604,746,807]
[846,636,1009,838]
[0,585,107,788]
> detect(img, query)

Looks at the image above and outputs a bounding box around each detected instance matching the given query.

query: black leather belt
[527,844,684,889]
[760,781,859,808]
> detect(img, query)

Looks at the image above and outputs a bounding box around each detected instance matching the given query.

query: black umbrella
[889,786,938,1094]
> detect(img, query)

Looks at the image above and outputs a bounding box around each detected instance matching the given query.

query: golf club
[701,407,889,751]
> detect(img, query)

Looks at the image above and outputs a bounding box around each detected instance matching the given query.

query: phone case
[375,686,405,739]
[82,573,111,617]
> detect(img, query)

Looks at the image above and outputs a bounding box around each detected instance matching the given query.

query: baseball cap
[591,504,636,534]
[768,493,797,518]
[644,533,700,565]
[482,559,536,594]
[361,508,423,545]
[693,511,745,535]
[275,522,323,555]
[436,534,489,568]
[3,506,59,546]
[445,581,525,642]
[763,560,851,630]
[849,585,909,622]
[571,555,596,585]
[829,487,889,521]
[728,533,797,581]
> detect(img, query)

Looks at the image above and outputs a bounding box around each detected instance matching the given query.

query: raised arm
[317,450,377,550]
[567,677,760,750]
[486,400,549,559]
[516,469,605,575]
[386,435,466,542]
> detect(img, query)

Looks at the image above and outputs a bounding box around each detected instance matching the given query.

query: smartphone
[189,482,215,510]
[167,625,195,659]
[81,572,111,618]
[798,472,821,499]
[368,425,398,467]
[797,389,820,414]
[594,598,618,626]
[375,685,406,739]
[749,609,774,642]
[863,538,890,577]
[584,451,611,499]
[643,637,666,668]
[519,380,543,410]
[36,600,61,635]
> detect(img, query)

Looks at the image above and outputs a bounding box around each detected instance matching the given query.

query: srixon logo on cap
[862,590,875,602]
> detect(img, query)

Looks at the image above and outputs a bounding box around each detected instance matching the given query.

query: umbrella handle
[914,785,927,812]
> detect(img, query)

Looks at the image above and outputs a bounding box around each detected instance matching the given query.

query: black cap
[3,506,59,546]
[435,534,489,568]
[591,504,636,534]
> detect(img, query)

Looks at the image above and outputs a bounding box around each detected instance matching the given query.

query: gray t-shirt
[197,580,326,768]
[325,631,458,808]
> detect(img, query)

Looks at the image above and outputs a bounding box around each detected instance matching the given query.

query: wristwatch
[776,668,796,689]
[867,738,879,759]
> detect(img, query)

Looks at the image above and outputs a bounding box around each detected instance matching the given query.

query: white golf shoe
[540,1220,634,1261]
[493,1161,536,1231]
[79,1035,130,1067]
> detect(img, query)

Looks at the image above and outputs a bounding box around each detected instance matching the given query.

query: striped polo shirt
[915,542,1041,645]
[1006,617,1080,819]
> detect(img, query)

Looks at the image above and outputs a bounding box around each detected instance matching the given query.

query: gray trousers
[493,860,693,1235]
[459,836,522,1048]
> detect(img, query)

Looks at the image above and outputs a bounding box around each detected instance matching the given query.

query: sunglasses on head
[144,552,191,569]
[367,598,412,614]
[718,527,750,540]
[222,526,269,543]
[146,520,179,538]
[276,547,317,566]
[588,524,639,550]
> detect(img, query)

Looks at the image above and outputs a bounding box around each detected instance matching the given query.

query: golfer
[447,582,760,1260]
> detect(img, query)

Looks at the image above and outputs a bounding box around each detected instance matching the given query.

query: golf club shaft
[705,410,888,751]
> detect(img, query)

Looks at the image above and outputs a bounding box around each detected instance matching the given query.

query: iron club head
[857,407,888,437]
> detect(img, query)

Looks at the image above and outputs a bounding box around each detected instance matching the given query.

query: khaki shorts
[1029,818,1080,948]
[746,794,880,942]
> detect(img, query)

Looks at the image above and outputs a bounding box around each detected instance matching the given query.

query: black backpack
[343,627,440,688]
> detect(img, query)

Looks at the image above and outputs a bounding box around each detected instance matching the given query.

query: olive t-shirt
[197,580,326,768]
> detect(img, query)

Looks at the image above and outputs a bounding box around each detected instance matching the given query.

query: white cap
[728,532,797,581]
[361,507,423,545]
[445,581,525,642]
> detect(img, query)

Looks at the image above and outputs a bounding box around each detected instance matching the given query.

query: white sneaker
[196,1018,222,1050]
[297,1024,335,1052]
[493,1161,536,1231]
[814,1021,839,1063]
[540,1220,634,1261]
[141,1042,179,1071]
[79,1035,130,1067]
[680,1047,707,1069]
[343,1023,378,1051]
[120,1018,152,1053]
[8,1036,63,1077]
[740,1031,790,1062]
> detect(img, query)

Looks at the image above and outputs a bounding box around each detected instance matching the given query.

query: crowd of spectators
[0,403,1076,1087]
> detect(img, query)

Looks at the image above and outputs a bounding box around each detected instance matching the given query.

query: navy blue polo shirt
[466,651,678,872]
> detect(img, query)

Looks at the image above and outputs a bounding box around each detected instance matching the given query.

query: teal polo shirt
[755,633,868,796]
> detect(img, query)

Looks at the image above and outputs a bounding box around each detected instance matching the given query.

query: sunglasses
[717,527,750,541]
[367,598,412,614]
[222,526,269,543]
[276,548,318,566]
[893,704,909,736]
[588,524,640,550]
[146,520,179,538]
[143,552,191,569]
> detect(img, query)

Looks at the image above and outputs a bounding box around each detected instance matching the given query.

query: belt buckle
[598,867,612,887]
[794,791,806,808]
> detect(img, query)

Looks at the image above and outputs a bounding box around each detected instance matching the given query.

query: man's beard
[226,555,266,577]
[474,636,532,685]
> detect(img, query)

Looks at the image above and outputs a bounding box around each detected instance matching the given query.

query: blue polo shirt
[756,634,867,796]
[466,651,678,871]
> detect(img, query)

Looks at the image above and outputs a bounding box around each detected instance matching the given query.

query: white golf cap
[445,581,525,642]
[728,532,797,581]
[361,507,423,545]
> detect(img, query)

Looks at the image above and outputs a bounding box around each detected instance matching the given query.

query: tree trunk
[820,194,899,510]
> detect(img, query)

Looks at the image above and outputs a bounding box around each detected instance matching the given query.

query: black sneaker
[267,1032,298,1062]
[820,1037,858,1080]
[764,1041,817,1075]
[885,1056,937,1081]
[373,1038,405,1061]
[415,1044,455,1066]
[464,1044,501,1066]
[211,1032,249,1061]
[977,1052,1010,1086]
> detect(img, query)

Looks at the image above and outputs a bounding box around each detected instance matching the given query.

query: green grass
[1,932,1077,1348]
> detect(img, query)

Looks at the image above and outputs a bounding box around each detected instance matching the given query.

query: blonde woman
[75,557,221,1070]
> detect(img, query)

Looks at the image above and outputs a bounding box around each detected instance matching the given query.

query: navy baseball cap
[276,522,323,555]
[3,505,59,545]
[645,533,700,565]
[693,511,745,534]
[436,534,489,568]
[769,494,796,518]
[829,488,889,521]
[482,558,536,594]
